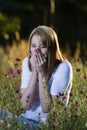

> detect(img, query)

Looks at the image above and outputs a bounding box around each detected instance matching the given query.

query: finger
[30,54,37,66]
[37,49,46,63]
[37,51,42,63]
[35,54,39,65]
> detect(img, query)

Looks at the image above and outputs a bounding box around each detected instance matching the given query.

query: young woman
[20,25,73,129]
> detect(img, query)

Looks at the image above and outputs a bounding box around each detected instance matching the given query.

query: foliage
[39,86,87,130]
[0,13,21,41]
[0,41,27,129]
[0,42,87,129]
[38,58,87,130]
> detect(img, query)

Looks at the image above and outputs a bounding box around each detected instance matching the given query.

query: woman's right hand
[30,52,38,73]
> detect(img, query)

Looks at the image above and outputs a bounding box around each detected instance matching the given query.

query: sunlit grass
[0,40,87,130]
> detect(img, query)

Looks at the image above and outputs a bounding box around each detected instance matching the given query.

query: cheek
[30,47,35,54]
[41,49,48,57]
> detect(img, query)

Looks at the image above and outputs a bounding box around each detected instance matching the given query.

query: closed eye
[39,44,46,49]
[31,43,36,48]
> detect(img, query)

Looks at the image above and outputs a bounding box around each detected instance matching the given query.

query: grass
[0,39,87,130]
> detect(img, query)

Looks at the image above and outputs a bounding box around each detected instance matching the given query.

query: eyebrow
[31,42,43,45]
[31,42,36,44]
[39,44,46,46]
[31,41,47,46]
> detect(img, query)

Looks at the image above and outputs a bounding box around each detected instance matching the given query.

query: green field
[0,41,87,130]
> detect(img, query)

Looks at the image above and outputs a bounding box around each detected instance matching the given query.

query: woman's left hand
[35,49,47,74]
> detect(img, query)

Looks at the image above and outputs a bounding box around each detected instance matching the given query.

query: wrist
[38,72,46,78]
[39,73,48,82]
[32,71,38,76]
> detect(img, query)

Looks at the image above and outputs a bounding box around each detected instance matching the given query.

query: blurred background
[0,0,87,59]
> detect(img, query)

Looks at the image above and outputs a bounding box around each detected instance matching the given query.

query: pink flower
[84,75,86,79]
[16,95,19,99]
[27,94,32,99]
[16,69,22,75]
[58,92,64,96]
[76,68,80,72]
[15,87,20,93]
[16,58,21,62]
[8,68,14,75]
[73,113,78,119]
[20,93,22,98]
[80,90,84,94]
[62,95,67,100]
[26,99,29,103]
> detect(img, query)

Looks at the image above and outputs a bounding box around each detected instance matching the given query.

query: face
[30,35,48,57]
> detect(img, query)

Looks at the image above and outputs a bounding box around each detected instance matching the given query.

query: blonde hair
[28,25,66,74]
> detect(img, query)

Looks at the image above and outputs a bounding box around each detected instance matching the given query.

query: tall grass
[0,40,87,130]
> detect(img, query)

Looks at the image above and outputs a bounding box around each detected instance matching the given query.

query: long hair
[28,25,66,74]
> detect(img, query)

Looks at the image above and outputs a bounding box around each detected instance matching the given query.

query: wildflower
[3,73,7,77]
[15,87,20,93]
[16,95,19,99]
[14,62,18,67]
[8,68,14,75]
[76,68,80,72]
[70,92,73,96]
[16,69,22,75]
[16,57,21,62]
[20,93,22,98]
[73,113,78,119]
[84,75,86,79]
[58,92,64,96]
[26,99,29,103]
[27,94,32,99]
[75,101,78,106]
[16,109,20,113]
[62,95,67,100]
[27,96,30,99]
[51,124,56,129]
[76,57,80,61]
[13,74,17,78]
[80,90,84,94]
[26,94,31,102]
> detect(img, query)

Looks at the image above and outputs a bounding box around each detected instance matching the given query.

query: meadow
[0,39,87,130]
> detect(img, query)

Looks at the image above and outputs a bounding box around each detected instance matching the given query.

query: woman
[20,25,73,129]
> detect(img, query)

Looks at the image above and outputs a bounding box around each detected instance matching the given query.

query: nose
[33,47,38,51]
[35,47,40,51]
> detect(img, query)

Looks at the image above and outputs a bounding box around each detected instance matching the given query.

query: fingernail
[35,54,37,57]
[44,54,47,58]
[35,49,38,52]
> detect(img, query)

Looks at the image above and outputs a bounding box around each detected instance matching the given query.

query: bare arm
[35,48,52,112]
[20,52,38,110]
[38,73,51,113]
[20,72,38,110]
